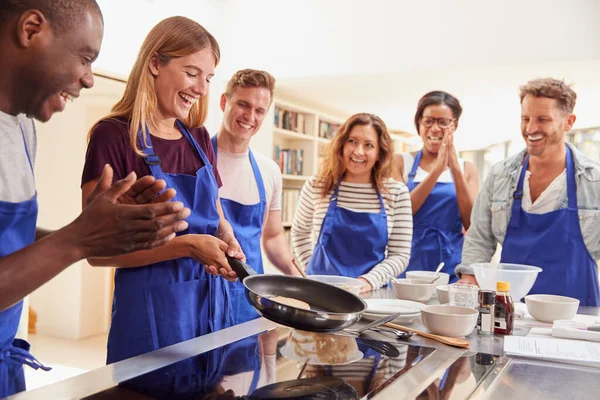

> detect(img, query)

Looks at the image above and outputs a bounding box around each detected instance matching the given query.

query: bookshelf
[268,99,344,187]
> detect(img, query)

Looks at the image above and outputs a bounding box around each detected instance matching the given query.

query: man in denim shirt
[456,78,600,306]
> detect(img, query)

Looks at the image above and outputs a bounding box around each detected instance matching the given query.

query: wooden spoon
[291,258,308,279]
[384,322,470,348]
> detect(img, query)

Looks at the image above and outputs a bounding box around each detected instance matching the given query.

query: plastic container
[471,263,542,301]
[448,283,479,309]
[307,275,366,296]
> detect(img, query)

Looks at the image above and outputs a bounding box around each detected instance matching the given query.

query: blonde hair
[316,113,394,198]
[225,69,275,100]
[88,16,220,154]
[519,78,577,114]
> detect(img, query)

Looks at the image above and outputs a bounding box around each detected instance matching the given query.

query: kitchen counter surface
[7,288,600,399]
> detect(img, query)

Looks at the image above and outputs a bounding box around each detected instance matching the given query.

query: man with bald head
[0,1,189,395]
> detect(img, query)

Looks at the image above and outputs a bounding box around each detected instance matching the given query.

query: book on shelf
[281,189,300,226]
[274,106,306,134]
[273,146,304,176]
[318,120,340,139]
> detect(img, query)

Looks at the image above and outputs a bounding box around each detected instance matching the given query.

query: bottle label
[495,318,507,330]
[478,307,493,333]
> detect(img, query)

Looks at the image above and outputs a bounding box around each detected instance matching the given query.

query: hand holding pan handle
[226,255,257,281]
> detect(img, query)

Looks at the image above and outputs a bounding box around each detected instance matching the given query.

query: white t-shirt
[521,168,567,214]
[399,152,464,183]
[0,110,37,202]
[215,147,282,225]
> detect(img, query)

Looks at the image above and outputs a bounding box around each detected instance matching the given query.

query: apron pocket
[145,279,207,350]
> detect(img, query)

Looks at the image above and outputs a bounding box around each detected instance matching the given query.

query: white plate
[364,298,426,315]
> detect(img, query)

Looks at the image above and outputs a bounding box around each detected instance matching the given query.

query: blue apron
[217,336,261,394]
[307,182,388,278]
[107,121,233,367]
[500,145,600,306]
[402,151,463,281]
[0,125,51,397]
[120,336,260,398]
[211,136,266,325]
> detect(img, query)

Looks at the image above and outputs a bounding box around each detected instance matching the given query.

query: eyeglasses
[420,117,455,129]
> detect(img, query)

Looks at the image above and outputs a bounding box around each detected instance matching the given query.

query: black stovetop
[84,328,498,399]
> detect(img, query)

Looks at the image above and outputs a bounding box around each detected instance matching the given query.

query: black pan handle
[226,255,258,281]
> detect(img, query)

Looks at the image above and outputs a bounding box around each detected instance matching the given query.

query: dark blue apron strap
[439,368,450,390]
[176,120,211,167]
[137,127,162,177]
[376,189,386,216]
[1,339,52,372]
[210,135,218,159]
[19,124,35,175]
[565,145,577,209]
[249,150,267,206]
[249,352,261,393]
[406,151,422,189]
[509,155,529,229]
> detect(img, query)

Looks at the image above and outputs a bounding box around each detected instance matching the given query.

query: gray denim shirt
[456,142,600,277]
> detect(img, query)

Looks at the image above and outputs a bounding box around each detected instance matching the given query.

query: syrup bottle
[494,281,514,335]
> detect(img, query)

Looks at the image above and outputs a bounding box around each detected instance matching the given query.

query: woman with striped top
[394,91,479,281]
[292,113,413,292]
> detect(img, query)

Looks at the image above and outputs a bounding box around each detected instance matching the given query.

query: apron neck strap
[19,124,35,175]
[407,151,422,187]
[138,121,212,176]
[565,144,577,209]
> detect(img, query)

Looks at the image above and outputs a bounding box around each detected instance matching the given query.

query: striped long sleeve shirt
[291,176,413,289]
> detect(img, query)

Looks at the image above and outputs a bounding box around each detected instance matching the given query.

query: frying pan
[227,256,367,332]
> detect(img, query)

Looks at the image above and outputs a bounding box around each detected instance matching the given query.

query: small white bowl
[421,305,478,337]
[392,279,436,303]
[525,294,580,323]
[436,285,450,304]
[406,271,450,286]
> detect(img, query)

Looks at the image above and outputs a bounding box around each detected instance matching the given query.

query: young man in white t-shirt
[212,69,299,322]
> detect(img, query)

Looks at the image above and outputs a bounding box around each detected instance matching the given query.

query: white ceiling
[95,0,600,150]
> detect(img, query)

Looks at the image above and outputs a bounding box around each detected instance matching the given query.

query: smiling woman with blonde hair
[292,113,413,292]
[81,16,245,366]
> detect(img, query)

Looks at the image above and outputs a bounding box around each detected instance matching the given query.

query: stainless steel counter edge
[6,318,279,400]
[372,346,467,400]
[466,356,511,399]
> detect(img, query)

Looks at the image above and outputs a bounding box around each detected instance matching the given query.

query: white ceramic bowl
[391,279,436,303]
[307,275,366,296]
[421,305,479,337]
[436,285,450,304]
[525,294,580,323]
[471,263,542,301]
[406,271,450,286]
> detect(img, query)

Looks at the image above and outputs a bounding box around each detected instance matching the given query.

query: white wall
[94,0,227,133]
[30,77,126,339]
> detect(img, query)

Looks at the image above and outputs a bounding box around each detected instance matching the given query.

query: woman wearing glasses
[395,91,479,281]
